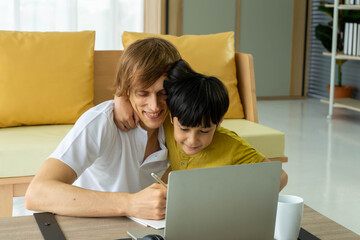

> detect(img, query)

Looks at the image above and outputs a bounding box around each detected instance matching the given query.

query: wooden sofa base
[0,156,287,218]
[0,176,33,218]
[271,156,288,163]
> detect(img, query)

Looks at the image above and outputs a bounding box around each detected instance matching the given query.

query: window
[0,0,144,50]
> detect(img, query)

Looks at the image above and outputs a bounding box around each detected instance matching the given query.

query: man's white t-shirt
[49,100,169,193]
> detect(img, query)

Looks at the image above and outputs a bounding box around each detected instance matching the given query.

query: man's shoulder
[76,100,114,125]
[65,100,119,142]
[88,100,114,116]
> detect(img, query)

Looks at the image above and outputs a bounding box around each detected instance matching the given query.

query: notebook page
[127,216,165,230]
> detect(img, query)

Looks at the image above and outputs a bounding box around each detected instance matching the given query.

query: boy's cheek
[173,130,184,145]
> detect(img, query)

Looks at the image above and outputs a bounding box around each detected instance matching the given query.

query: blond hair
[115,38,181,96]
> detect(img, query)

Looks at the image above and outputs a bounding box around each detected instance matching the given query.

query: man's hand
[113,95,139,131]
[127,183,167,220]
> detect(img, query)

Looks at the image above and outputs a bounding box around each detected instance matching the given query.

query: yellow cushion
[122,31,244,119]
[221,119,285,158]
[0,31,95,128]
[0,124,73,178]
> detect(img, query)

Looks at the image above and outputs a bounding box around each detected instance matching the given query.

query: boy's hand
[127,183,167,220]
[113,95,139,131]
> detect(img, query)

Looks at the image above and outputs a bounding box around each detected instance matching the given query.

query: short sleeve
[49,108,117,178]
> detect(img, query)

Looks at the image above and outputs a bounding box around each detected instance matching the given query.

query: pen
[151,172,167,188]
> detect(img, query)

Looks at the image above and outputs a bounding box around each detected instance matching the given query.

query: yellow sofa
[0,51,286,217]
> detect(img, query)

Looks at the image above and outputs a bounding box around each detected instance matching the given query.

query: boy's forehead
[174,117,216,128]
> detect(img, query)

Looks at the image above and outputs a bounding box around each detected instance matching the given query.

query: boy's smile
[172,117,218,155]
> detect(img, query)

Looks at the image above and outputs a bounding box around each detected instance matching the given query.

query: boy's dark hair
[164,59,229,128]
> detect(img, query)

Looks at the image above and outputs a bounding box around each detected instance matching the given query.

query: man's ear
[216,117,224,129]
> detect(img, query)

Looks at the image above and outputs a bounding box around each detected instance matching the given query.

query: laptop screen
[164,162,281,239]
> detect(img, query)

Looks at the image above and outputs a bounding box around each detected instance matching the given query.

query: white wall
[239,0,293,97]
[181,0,294,97]
[183,0,237,36]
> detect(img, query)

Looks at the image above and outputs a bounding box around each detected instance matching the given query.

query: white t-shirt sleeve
[49,106,117,178]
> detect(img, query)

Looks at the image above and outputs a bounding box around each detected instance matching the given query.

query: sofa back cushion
[0,31,95,128]
[122,31,244,119]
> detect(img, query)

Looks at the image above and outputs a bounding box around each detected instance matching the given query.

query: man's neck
[139,122,161,162]
[143,130,160,162]
[139,121,155,134]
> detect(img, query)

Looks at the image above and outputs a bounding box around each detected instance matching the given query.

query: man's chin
[141,118,165,130]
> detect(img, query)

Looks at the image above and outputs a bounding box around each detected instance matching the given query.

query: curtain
[0,0,144,50]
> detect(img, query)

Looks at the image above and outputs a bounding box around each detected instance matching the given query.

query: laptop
[127,162,281,240]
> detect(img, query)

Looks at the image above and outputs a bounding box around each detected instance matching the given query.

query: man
[25,38,181,219]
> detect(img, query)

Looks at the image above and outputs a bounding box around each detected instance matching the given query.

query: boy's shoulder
[207,126,265,163]
[213,126,245,143]
[210,126,256,150]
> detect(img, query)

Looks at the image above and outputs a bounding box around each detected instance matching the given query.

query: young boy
[115,59,288,191]
[163,60,287,190]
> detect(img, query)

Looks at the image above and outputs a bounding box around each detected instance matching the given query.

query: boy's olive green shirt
[164,118,265,171]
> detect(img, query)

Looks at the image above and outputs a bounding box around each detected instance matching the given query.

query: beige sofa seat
[221,119,285,159]
[0,125,74,218]
[0,125,73,178]
[0,119,285,179]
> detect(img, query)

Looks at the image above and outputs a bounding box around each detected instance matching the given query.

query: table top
[0,205,359,240]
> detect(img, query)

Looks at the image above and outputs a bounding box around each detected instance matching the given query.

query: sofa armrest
[235,53,258,123]
[93,51,123,105]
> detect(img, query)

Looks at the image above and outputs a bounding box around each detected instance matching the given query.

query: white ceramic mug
[274,195,304,240]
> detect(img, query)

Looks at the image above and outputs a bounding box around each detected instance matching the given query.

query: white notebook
[127,216,165,230]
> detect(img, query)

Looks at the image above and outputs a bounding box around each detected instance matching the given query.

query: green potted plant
[315,1,360,98]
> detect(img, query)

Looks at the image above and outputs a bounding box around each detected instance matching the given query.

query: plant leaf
[342,10,360,22]
[315,25,332,52]
[318,5,333,18]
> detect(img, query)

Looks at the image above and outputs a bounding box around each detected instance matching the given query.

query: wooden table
[0,205,359,240]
